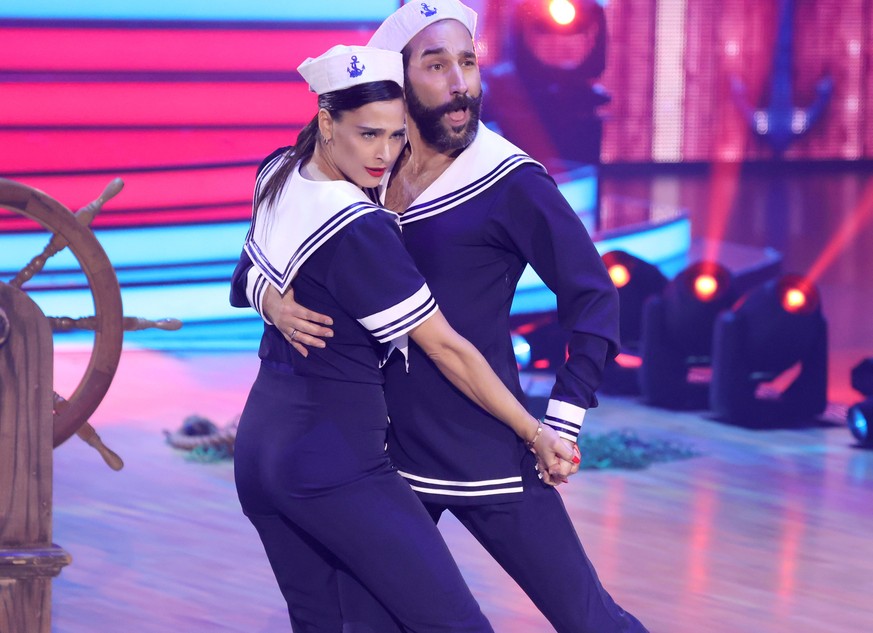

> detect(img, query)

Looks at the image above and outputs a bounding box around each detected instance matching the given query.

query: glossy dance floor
[49,348,873,633]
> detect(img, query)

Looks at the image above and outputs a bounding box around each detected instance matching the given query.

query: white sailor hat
[297,45,404,95]
[368,0,478,53]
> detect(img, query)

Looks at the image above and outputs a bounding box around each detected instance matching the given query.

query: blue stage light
[847,400,872,447]
[512,333,532,370]
[848,358,873,448]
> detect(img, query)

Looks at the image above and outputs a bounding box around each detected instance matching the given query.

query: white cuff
[544,399,586,443]
[246,267,273,326]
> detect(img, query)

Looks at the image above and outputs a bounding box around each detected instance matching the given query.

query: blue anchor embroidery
[420,3,438,17]
[347,55,365,78]
[731,0,832,156]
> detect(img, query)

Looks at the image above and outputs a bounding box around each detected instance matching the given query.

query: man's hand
[262,285,334,357]
[531,427,581,486]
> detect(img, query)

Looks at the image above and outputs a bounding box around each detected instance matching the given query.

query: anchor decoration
[420,3,438,18]
[731,0,833,156]
[347,55,365,78]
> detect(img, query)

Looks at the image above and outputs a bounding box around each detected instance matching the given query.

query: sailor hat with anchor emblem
[368,0,478,52]
[297,45,404,95]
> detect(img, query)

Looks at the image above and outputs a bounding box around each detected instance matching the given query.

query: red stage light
[548,0,577,26]
[608,263,631,288]
[776,275,819,315]
[614,352,642,369]
[782,288,806,313]
[693,274,719,302]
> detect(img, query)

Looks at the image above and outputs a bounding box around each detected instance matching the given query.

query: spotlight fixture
[602,250,668,354]
[599,251,667,395]
[709,274,827,427]
[847,358,873,448]
[639,261,735,408]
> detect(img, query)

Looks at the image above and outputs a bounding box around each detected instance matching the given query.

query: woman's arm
[409,310,578,483]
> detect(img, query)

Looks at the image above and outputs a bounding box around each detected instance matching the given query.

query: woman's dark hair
[256,80,403,209]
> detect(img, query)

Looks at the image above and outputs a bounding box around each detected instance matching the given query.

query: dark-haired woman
[231,45,574,632]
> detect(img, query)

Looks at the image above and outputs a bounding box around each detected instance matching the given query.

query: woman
[232,44,575,632]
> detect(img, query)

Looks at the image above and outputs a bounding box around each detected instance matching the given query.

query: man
[231,1,648,631]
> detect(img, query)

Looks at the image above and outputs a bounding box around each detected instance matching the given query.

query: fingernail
[572,455,580,464]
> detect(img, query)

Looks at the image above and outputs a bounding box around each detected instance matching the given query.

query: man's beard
[405,84,483,153]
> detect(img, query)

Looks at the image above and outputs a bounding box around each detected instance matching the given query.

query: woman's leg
[279,471,493,633]
[246,511,345,632]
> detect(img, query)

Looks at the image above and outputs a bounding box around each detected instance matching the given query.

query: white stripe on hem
[405,485,525,498]
[397,471,522,487]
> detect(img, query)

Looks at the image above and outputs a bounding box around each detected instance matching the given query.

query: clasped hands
[529,423,581,487]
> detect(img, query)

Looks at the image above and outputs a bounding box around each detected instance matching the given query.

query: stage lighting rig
[709,274,827,427]
[639,261,735,408]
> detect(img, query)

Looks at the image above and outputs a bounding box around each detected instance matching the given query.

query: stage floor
[48,349,873,633]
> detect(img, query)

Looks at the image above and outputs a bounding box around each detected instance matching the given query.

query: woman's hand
[262,285,334,357]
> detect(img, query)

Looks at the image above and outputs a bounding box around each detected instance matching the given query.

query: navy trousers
[235,365,493,633]
[340,453,649,633]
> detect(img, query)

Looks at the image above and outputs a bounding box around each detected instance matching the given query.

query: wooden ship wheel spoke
[0,177,181,470]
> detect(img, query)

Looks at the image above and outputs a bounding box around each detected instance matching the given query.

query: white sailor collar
[393,124,543,226]
[245,157,388,293]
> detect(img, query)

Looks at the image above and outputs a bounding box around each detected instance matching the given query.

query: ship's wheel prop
[0,177,181,469]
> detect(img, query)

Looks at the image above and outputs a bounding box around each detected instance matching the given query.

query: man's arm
[229,248,334,356]
[492,166,620,445]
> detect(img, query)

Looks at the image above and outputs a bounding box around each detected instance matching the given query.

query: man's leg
[451,454,649,633]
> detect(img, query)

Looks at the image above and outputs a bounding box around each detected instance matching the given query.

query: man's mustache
[425,93,482,119]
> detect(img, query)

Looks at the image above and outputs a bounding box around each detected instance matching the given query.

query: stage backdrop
[598,0,873,162]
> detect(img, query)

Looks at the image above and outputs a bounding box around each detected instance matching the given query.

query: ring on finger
[290,328,298,341]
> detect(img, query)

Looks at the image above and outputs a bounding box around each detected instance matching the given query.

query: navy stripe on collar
[247,200,380,289]
[400,154,537,225]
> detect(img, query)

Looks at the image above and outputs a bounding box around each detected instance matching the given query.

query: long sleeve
[230,248,272,324]
[489,166,619,441]
[228,146,291,322]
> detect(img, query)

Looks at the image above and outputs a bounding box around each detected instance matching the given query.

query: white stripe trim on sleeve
[545,399,587,426]
[544,399,586,442]
[246,268,273,325]
[358,283,438,343]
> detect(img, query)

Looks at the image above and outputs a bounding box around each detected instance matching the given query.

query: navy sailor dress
[233,157,493,633]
